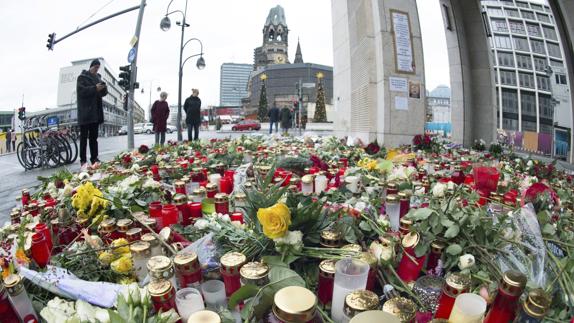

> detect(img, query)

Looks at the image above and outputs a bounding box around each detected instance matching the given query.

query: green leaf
[359,221,372,232]
[431,223,444,235]
[228,285,260,309]
[108,310,125,323]
[414,242,428,257]
[116,295,130,319]
[135,199,147,207]
[408,208,434,221]
[444,224,460,239]
[440,218,454,227]
[542,223,556,236]
[446,244,462,256]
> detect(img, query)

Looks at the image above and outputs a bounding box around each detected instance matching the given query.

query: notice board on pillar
[390,10,415,74]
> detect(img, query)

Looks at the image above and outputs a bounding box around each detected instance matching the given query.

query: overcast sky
[0,0,468,114]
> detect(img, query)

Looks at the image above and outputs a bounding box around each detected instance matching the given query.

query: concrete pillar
[440,0,497,147]
[332,0,426,146]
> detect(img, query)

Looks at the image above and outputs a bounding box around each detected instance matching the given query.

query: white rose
[447,181,455,191]
[432,183,447,198]
[130,163,140,172]
[355,202,367,212]
[194,219,209,230]
[220,214,231,222]
[414,186,425,196]
[78,172,89,181]
[458,254,475,270]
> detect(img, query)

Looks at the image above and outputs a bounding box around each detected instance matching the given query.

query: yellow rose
[111,238,130,255]
[111,254,133,274]
[257,203,291,239]
[98,251,115,265]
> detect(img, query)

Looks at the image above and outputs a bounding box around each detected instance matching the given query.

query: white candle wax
[208,174,221,187]
[449,293,487,323]
[315,175,328,193]
[386,202,400,232]
[331,258,369,323]
[176,288,205,321]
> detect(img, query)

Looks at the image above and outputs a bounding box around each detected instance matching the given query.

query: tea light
[449,293,487,323]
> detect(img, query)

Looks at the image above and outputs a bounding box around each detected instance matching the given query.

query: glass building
[482,0,571,158]
[219,63,253,107]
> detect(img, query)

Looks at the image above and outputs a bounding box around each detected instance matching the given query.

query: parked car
[166,125,177,133]
[232,119,261,131]
[133,123,144,134]
[118,126,127,135]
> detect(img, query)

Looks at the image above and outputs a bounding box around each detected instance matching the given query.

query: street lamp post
[160,0,205,141]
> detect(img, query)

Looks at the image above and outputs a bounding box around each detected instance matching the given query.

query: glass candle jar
[331,258,370,322]
[4,274,38,323]
[301,175,314,194]
[426,241,445,274]
[176,288,205,322]
[98,218,118,244]
[483,270,527,323]
[148,255,176,288]
[451,166,465,185]
[220,177,233,195]
[349,310,400,323]
[220,251,246,297]
[386,183,399,195]
[28,203,39,217]
[233,192,247,210]
[148,280,176,313]
[398,192,410,219]
[142,218,158,234]
[318,259,336,308]
[189,202,202,220]
[230,212,244,224]
[240,261,270,288]
[188,310,221,323]
[320,230,342,248]
[126,227,142,242]
[141,233,163,257]
[116,219,133,239]
[130,241,151,283]
[434,272,471,319]
[515,288,550,323]
[270,286,320,323]
[214,193,230,215]
[315,174,328,194]
[174,194,192,226]
[343,290,380,323]
[174,252,202,289]
[149,201,163,218]
[34,223,53,252]
[399,218,413,237]
[382,297,416,323]
[356,253,378,292]
[30,233,51,268]
[0,282,19,322]
[161,204,179,229]
[206,183,218,199]
[397,232,425,283]
[385,195,400,232]
[448,293,487,323]
[174,181,187,195]
[192,167,207,183]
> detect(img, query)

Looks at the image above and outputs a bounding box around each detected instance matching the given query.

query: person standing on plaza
[11,129,16,152]
[280,106,291,134]
[5,128,11,153]
[184,88,201,141]
[268,105,279,134]
[77,59,108,169]
[151,92,170,146]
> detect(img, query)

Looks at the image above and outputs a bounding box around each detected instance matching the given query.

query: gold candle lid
[443,272,471,298]
[401,232,420,249]
[141,233,159,246]
[240,262,270,280]
[522,288,550,318]
[174,252,198,266]
[126,227,142,239]
[501,270,527,296]
[386,194,399,203]
[206,183,218,192]
[142,218,157,228]
[399,218,413,227]
[147,280,172,297]
[3,274,24,295]
[344,290,380,318]
[174,181,186,188]
[349,310,401,323]
[192,167,203,173]
[147,255,172,272]
[173,194,188,205]
[220,251,246,274]
[319,259,337,277]
[387,182,398,190]
[356,252,377,268]
[214,193,229,203]
[99,218,116,232]
[117,218,133,232]
[234,192,247,201]
[320,230,341,248]
[382,297,416,322]
[398,192,408,200]
[273,286,317,323]
[301,175,313,184]
[430,241,446,253]
[187,310,221,323]
[341,244,363,253]
[130,241,151,255]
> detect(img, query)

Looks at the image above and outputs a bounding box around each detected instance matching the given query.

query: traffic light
[18,107,26,120]
[46,33,56,50]
[123,95,128,111]
[118,65,131,91]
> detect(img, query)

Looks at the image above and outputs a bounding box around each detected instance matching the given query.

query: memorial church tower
[254,5,289,69]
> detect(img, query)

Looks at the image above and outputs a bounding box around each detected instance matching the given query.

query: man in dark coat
[151,92,170,146]
[280,106,291,134]
[268,105,280,134]
[77,59,108,168]
[183,88,201,141]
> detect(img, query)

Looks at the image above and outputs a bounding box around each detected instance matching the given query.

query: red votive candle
[35,223,53,252]
[189,202,202,219]
[434,272,471,319]
[220,251,246,297]
[31,233,51,268]
[317,259,336,307]
[230,212,244,224]
[149,201,163,218]
[161,204,179,229]
[397,232,426,283]
[220,177,233,194]
[484,271,527,323]
[174,195,192,226]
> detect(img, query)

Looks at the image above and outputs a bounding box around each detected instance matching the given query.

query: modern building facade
[480,0,572,157]
[0,111,13,131]
[30,57,145,136]
[219,63,252,107]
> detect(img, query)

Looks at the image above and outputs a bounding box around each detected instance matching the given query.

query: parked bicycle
[16,112,78,170]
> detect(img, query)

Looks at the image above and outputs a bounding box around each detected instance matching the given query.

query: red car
[232,120,261,131]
